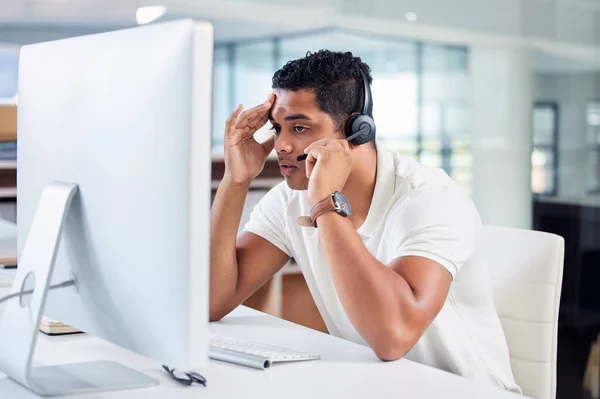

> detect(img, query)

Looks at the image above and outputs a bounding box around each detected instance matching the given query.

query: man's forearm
[316,212,419,359]
[209,175,250,319]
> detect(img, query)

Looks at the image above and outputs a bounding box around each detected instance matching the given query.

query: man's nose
[274,131,293,154]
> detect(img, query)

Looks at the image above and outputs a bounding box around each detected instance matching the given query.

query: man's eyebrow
[269,113,312,122]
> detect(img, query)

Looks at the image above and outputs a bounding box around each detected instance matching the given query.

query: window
[233,41,276,147]
[213,41,276,155]
[531,103,558,196]
[586,100,600,193]
[0,49,19,100]
[212,46,232,151]
[421,44,470,193]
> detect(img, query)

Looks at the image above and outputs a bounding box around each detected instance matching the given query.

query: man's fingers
[237,113,270,136]
[261,134,276,154]
[225,104,243,132]
[264,93,275,106]
[306,159,314,178]
[305,147,328,178]
[306,147,327,161]
[303,138,347,154]
[338,138,351,151]
[236,102,271,129]
[246,94,274,118]
[232,94,273,133]
[303,138,329,154]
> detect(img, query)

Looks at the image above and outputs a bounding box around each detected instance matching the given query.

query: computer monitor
[0,19,213,396]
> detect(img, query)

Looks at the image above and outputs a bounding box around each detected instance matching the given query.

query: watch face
[332,191,352,217]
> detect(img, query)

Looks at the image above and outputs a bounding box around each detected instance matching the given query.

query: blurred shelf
[0,187,16,199]
[0,249,17,266]
[0,160,16,170]
[0,105,17,142]
[212,159,284,183]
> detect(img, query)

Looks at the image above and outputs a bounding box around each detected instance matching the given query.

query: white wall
[534,72,600,199]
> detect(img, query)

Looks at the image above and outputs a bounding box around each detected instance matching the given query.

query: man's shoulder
[386,152,478,221]
[390,151,457,193]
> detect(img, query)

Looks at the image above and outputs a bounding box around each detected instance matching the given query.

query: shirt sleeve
[242,183,292,257]
[387,186,480,278]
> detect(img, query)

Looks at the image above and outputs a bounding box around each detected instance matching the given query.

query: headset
[344,68,376,145]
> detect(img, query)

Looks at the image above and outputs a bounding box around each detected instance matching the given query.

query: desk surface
[0,306,524,399]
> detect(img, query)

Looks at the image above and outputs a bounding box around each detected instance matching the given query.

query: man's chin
[283,176,308,191]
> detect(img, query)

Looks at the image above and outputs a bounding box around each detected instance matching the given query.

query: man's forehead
[272,89,317,108]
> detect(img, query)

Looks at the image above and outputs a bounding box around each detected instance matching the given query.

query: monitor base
[25,360,158,397]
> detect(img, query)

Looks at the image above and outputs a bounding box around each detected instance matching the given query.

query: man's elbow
[209,311,225,322]
[209,292,239,321]
[209,304,231,322]
[371,329,414,362]
[373,344,406,362]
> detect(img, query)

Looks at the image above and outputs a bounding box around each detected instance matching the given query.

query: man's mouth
[279,162,299,176]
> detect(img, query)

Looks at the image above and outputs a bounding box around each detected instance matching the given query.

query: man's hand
[224,94,275,185]
[303,138,352,207]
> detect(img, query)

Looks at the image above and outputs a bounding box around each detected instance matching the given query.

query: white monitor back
[16,19,213,369]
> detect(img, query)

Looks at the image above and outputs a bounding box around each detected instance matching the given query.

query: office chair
[482,225,564,399]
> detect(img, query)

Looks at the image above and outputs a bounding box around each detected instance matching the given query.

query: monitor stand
[0,182,158,396]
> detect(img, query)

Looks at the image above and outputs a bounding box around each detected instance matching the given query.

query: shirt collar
[356,144,396,238]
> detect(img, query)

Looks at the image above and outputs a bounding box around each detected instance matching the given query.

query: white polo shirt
[244,145,520,393]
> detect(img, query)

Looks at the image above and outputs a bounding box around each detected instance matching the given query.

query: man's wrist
[315,210,351,228]
[306,191,352,228]
[309,191,334,208]
[221,173,252,189]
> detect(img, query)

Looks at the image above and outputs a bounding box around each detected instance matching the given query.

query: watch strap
[297,194,336,228]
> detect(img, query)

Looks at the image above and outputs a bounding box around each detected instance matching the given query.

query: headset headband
[358,68,370,116]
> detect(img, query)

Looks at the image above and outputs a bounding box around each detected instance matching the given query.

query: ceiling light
[136,5,167,25]
[405,12,417,22]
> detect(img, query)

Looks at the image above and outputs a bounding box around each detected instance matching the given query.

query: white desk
[0,306,525,399]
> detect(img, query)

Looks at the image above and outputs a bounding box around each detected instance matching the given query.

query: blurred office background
[0,0,599,397]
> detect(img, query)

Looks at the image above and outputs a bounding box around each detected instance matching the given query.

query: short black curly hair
[272,50,373,133]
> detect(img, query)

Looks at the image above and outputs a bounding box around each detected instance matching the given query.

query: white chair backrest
[482,225,564,399]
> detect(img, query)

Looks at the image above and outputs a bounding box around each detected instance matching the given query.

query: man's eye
[270,126,282,134]
[294,126,308,133]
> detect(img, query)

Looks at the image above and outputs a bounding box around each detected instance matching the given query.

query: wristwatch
[297,191,352,228]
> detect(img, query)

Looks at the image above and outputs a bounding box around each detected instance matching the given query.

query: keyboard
[209,334,321,370]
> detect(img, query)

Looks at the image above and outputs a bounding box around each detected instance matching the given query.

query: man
[210,50,520,393]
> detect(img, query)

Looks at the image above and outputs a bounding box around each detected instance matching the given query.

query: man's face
[270,89,341,190]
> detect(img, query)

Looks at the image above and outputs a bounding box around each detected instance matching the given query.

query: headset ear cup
[345,114,360,142]
[346,115,376,145]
